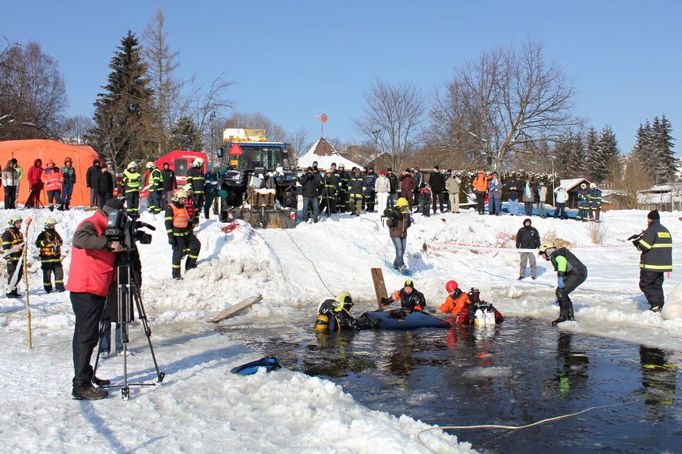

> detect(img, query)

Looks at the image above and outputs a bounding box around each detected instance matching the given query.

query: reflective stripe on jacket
[123,171,142,191]
[639,222,673,271]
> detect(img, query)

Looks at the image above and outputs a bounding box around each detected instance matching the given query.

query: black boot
[552,300,568,326]
[72,384,108,400]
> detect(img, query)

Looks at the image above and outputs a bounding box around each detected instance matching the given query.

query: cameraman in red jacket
[66,198,124,400]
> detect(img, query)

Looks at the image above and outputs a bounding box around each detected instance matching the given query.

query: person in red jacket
[66,198,124,400]
[26,158,44,208]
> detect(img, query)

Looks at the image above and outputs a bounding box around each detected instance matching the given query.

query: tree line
[0,19,676,185]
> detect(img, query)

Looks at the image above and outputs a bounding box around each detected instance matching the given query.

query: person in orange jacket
[438,280,470,316]
[471,170,489,215]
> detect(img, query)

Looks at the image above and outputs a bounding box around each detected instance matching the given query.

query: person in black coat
[86,159,101,208]
[516,218,541,279]
[428,166,446,213]
[300,167,321,222]
[387,168,399,208]
[97,163,115,208]
[161,162,177,205]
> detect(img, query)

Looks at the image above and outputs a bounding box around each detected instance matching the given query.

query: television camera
[105,209,155,246]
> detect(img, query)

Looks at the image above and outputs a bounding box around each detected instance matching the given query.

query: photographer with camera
[67,198,125,400]
[632,210,672,312]
[165,188,201,280]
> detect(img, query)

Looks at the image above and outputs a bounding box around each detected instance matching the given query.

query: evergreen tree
[168,116,203,151]
[595,125,620,183]
[87,31,153,168]
[652,115,676,182]
[585,127,601,180]
[554,133,586,178]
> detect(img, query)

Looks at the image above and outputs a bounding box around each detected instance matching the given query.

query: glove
[632,240,641,251]
[557,276,565,289]
[381,297,392,306]
[168,235,175,246]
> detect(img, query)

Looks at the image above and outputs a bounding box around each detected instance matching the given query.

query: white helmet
[590,183,597,189]
[8,215,22,226]
[183,183,193,192]
[193,157,204,167]
[127,161,138,169]
[44,217,57,227]
[172,189,188,201]
[146,161,155,169]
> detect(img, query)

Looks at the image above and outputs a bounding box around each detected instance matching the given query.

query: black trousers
[42,262,64,291]
[557,272,587,319]
[171,234,201,278]
[71,292,106,388]
[125,191,139,214]
[475,192,485,214]
[6,261,22,292]
[432,191,445,213]
[640,269,665,309]
[4,185,16,209]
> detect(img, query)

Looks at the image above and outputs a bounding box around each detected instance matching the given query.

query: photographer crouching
[67,198,124,400]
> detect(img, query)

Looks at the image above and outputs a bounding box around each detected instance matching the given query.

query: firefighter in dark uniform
[146,161,164,214]
[122,161,142,217]
[634,210,673,312]
[187,158,206,220]
[320,169,337,216]
[348,167,364,215]
[165,188,201,280]
[2,215,24,298]
[363,167,377,212]
[588,183,603,222]
[539,241,588,326]
[35,217,65,293]
[336,164,350,212]
[576,183,590,222]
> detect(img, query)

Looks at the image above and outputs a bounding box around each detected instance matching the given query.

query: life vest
[65,211,117,297]
[171,205,190,229]
[439,291,470,315]
[472,174,488,192]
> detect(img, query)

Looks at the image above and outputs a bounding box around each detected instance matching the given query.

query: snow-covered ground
[1,205,681,453]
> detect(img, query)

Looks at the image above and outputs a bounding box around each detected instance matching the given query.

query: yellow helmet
[395,197,409,208]
[334,291,353,312]
[538,241,556,256]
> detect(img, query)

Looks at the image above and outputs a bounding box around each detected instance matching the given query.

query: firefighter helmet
[193,157,204,167]
[538,241,556,256]
[146,161,155,169]
[43,217,57,227]
[8,215,22,226]
[172,189,188,201]
[127,161,138,169]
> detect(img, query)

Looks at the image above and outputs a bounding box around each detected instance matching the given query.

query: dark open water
[222,316,682,453]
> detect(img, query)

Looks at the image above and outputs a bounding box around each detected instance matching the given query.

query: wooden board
[371,268,388,309]
[207,295,262,323]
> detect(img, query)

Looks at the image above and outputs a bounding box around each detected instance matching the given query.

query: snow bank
[2,205,682,452]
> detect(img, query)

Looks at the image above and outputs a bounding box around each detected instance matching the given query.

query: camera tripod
[93,248,165,400]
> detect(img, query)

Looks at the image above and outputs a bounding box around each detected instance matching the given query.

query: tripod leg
[133,290,165,383]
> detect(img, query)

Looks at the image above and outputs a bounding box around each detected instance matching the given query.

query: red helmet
[446,280,458,293]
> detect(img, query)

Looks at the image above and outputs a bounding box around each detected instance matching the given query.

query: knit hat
[379,170,386,176]
[647,210,660,221]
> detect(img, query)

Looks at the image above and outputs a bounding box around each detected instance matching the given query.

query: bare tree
[143,9,184,154]
[61,115,94,144]
[621,155,652,208]
[286,128,309,156]
[433,40,577,170]
[0,41,67,139]
[355,80,426,171]
[223,112,286,141]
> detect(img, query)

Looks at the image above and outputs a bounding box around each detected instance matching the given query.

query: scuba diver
[381,279,426,313]
[455,288,504,325]
[314,291,361,332]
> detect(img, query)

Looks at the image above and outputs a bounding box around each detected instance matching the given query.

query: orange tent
[0,139,100,207]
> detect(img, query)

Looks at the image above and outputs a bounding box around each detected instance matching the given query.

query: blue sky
[3,0,680,153]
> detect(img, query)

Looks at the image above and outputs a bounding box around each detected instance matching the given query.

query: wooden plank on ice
[371,268,388,309]
[207,295,262,323]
